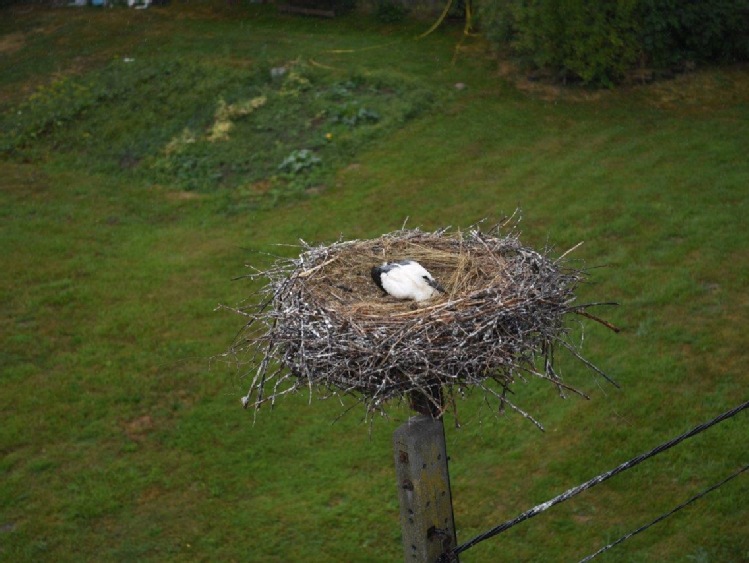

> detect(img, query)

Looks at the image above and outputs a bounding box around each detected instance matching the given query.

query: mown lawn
[1,3,748,562]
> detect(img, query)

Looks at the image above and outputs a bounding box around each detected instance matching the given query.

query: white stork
[371,259,445,302]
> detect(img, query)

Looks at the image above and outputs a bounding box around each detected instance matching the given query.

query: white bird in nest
[371,259,446,302]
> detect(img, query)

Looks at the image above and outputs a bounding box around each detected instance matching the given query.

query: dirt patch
[164,190,204,201]
[247,179,272,194]
[122,415,155,441]
[497,60,606,103]
[496,57,749,110]
[0,32,25,55]
[0,163,51,198]
[637,64,749,110]
[138,486,165,505]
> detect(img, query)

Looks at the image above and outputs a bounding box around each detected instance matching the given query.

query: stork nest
[227,223,617,427]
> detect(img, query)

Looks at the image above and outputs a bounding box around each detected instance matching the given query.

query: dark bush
[638,0,749,67]
[375,0,410,23]
[477,0,749,86]
[478,0,641,86]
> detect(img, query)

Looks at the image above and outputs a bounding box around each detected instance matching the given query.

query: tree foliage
[477,0,749,85]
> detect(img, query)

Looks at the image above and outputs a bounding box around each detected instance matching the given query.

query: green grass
[2,3,748,562]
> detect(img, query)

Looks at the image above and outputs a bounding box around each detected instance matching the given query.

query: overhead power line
[445,399,749,560]
[579,463,749,561]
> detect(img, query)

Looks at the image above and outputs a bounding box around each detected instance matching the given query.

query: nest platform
[228,223,615,425]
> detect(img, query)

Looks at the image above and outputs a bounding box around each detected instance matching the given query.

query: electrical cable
[578,463,748,561]
[446,399,749,559]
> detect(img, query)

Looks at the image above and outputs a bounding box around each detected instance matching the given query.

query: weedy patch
[1,58,437,209]
[206,96,267,142]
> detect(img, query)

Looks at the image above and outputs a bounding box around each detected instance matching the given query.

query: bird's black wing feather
[423,275,446,293]
[371,265,386,292]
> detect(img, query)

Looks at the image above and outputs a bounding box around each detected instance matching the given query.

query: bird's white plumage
[371,260,444,302]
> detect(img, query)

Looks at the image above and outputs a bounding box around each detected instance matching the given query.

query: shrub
[638,0,749,67]
[476,0,749,86]
[478,0,641,86]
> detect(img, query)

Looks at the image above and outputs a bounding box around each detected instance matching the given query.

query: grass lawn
[1,2,748,561]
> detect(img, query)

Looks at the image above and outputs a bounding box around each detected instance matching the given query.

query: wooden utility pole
[393,387,458,562]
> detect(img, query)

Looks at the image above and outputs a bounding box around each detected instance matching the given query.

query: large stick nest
[227,222,616,426]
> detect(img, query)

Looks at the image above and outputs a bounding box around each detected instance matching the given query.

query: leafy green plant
[330,103,381,127]
[277,148,321,174]
[279,70,313,97]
